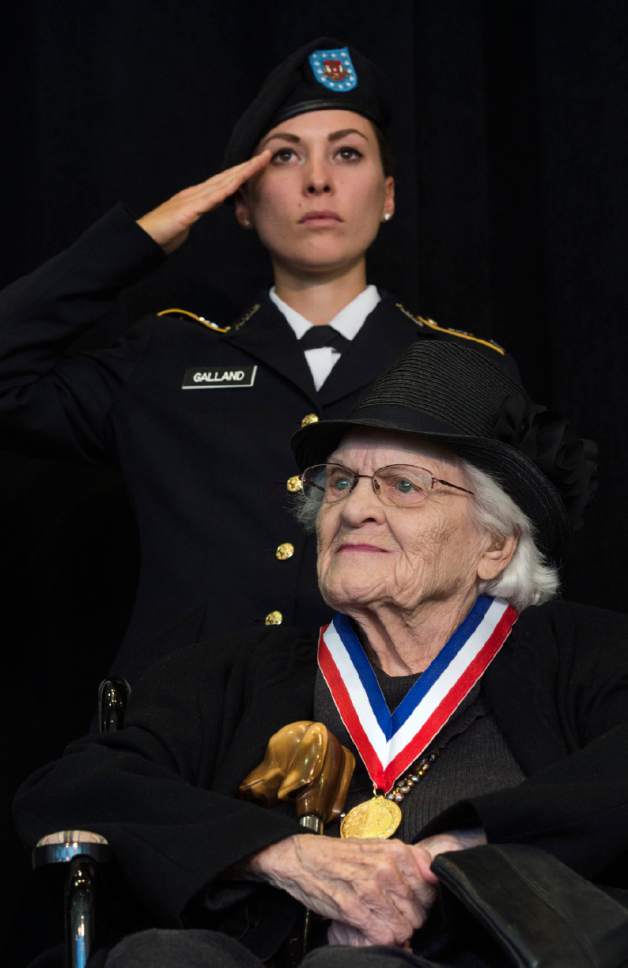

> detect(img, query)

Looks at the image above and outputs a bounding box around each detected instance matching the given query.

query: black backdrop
[5,1,628,959]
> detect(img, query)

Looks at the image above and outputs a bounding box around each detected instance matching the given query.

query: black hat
[292,340,597,563]
[224,37,393,168]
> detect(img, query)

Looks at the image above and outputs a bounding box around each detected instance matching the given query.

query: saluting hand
[136,151,272,254]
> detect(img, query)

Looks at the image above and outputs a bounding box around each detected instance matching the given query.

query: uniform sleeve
[0,205,165,460]
[12,641,301,926]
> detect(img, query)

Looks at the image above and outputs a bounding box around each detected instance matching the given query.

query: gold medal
[340,795,402,839]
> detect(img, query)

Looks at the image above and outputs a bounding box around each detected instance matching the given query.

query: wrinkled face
[235,109,394,274]
[315,431,495,616]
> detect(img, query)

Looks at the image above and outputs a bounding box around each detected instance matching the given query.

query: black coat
[0,206,514,682]
[13,600,628,959]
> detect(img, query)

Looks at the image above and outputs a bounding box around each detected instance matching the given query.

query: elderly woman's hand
[136,151,271,254]
[322,828,487,947]
[245,833,440,947]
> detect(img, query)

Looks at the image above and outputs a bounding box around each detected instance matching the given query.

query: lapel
[317,292,419,406]
[225,293,318,403]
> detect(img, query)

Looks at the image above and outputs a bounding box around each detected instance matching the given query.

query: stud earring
[382,213,392,223]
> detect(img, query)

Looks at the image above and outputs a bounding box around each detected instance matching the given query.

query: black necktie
[299,326,349,351]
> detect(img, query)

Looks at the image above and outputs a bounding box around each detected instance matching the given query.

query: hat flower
[493,392,598,531]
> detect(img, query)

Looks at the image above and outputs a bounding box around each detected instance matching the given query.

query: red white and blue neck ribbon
[318,595,518,793]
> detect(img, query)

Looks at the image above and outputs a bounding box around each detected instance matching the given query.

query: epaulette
[395,303,506,357]
[157,307,231,334]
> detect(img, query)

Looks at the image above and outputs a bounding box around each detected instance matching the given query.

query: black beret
[224,37,393,167]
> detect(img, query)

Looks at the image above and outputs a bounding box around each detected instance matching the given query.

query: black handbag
[423,844,628,967]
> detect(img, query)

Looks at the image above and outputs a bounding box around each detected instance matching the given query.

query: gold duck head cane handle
[240,723,355,963]
[239,721,355,834]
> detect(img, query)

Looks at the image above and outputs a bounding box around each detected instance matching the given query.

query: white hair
[463,462,559,610]
[293,454,559,612]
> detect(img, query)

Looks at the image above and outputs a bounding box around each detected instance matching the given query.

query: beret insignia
[309,47,358,92]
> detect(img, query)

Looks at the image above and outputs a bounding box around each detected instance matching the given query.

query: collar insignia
[230,303,261,334]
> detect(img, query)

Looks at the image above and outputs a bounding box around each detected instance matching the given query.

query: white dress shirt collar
[268,285,381,391]
[269,285,381,340]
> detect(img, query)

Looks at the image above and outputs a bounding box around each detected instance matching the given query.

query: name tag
[181,365,258,389]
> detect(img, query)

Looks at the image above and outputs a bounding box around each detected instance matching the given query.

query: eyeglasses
[300,463,474,508]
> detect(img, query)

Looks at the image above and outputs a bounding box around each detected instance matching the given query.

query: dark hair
[373,122,395,177]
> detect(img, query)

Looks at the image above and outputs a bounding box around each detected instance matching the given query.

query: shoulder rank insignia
[395,304,506,356]
[157,307,231,334]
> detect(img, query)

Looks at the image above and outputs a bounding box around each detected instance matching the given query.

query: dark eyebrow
[258,127,370,150]
[258,132,301,149]
[327,128,369,143]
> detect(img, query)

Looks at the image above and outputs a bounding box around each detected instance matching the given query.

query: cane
[240,722,355,961]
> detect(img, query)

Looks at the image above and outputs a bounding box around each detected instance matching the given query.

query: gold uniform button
[275,542,295,561]
[286,475,303,493]
[265,610,284,626]
[300,412,319,428]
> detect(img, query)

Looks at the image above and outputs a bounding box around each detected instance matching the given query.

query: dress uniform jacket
[0,205,514,682]
[13,600,628,961]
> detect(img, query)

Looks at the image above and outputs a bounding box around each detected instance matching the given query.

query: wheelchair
[27,677,336,968]
[32,678,131,968]
[27,678,628,968]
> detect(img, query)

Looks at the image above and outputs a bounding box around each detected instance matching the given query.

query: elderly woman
[14,341,628,967]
